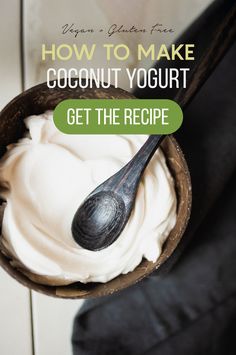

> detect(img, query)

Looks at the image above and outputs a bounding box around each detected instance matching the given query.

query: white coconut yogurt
[0,111,177,285]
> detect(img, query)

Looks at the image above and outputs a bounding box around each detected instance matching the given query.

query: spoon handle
[125,135,164,176]
[112,135,164,197]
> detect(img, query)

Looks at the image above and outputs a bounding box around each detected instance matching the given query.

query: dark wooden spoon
[72,134,164,250]
[72,2,236,251]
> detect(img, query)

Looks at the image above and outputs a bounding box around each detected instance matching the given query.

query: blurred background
[0,1,213,354]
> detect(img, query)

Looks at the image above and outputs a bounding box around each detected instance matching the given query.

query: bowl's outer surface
[0,81,192,298]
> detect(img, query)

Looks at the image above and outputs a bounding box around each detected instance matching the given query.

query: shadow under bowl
[0,81,192,299]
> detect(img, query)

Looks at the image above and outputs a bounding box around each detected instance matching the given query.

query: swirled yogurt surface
[0,111,176,285]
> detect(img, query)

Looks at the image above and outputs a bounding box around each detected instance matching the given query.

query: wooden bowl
[0,81,191,298]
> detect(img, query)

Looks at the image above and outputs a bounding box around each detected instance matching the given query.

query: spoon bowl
[72,191,126,251]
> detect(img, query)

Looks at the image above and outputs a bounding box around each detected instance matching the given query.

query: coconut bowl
[0,81,191,298]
